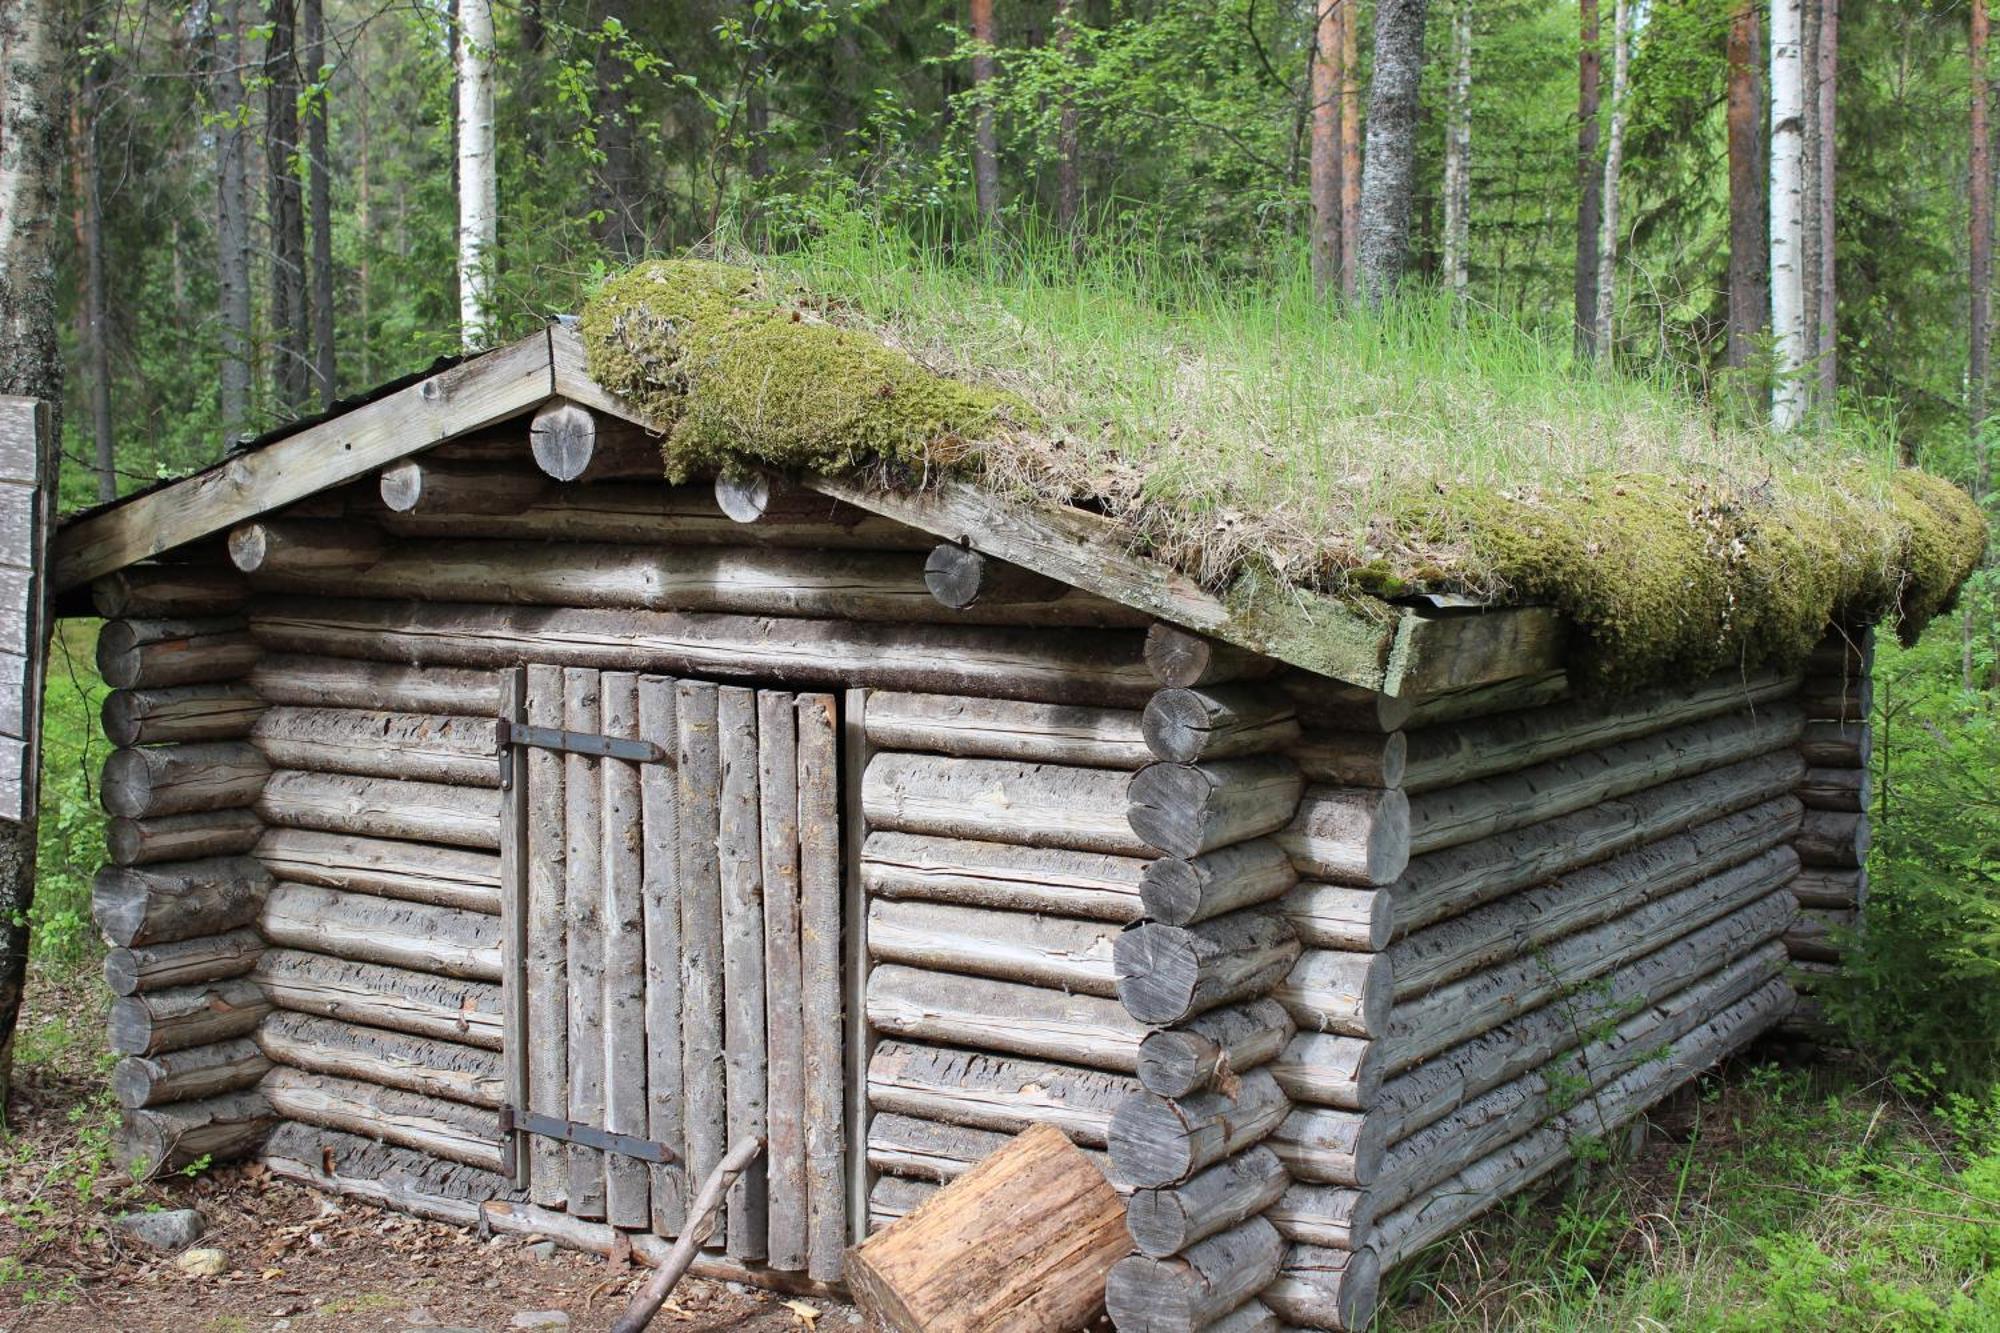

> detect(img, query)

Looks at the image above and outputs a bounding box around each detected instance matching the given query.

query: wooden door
[499,667,847,1279]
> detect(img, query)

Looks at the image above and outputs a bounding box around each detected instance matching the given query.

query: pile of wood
[1785,628,1873,1033]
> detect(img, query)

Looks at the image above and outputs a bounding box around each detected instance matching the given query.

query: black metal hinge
[496,719,668,787]
[499,1105,680,1166]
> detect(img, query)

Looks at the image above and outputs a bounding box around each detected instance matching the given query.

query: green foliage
[31,622,109,968]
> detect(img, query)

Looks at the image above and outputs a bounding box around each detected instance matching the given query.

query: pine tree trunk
[1817,0,1838,409]
[304,0,335,407]
[1575,0,1602,355]
[1310,0,1343,294]
[1339,0,1361,299]
[1056,0,1081,247]
[969,0,1000,226]
[1770,0,1808,429]
[1726,0,1767,382]
[1357,0,1432,300]
[457,0,497,349]
[1442,0,1472,302]
[213,0,253,437]
[1593,0,1630,356]
[594,0,643,258]
[267,0,308,415]
[72,59,114,502]
[1970,0,1992,689]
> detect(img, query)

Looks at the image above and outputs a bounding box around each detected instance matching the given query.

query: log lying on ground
[1105,1215,1287,1333]
[1268,1032,1378,1112]
[1261,1243,1381,1332]
[92,857,270,948]
[261,1067,502,1170]
[1264,1183,1370,1251]
[846,1122,1129,1333]
[1114,911,1302,1026]
[101,742,270,819]
[867,898,1120,997]
[1796,809,1869,867]
[97,617,260,689]
[256,828,501,915]
[1143,687,1302,764]
[1799,719,1870,767]
[104,927,263,995]
[251,654,502,715]
[1286,729,1407,788]
[255,949,504,1049]
[1126,757,1304,859]
[1279,882,1392,953]
[1785,908,1855,963]
[1136,999,1296,1100]
[867,1041,1135,1146]
[378,458,549,515]
[251,707,501,787]
[106,809,264,867]
[257,1010,504,1107]
[1107,1068,1289,1188]
[1275,786,1412,887]
[109,976,270,1055]
[1139,840,1298,927]
[922,543,1072,610]
[1126,1145,1289,1257]
[1146,625,1282,688]
[102,683,263,747]
[862,831,1147,922]
[863,753,1149,856]
[1272,950,1393,1039]
[250,597,1159,705]
[256,769,501,849]
[92,564,247,619]
[863,692,1150,769]
[262,882,502,981]
[531,399,660,481]
[1279,676,1414,734]
[112,1039,269,1108]
[228,519,385,575]
[118,1089,273,1176]
[867,964,1144,1072]
[1791,867,1865,908]
[1798,766,1869,812]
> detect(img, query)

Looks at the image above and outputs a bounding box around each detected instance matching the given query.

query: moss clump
[580,260,1024,481]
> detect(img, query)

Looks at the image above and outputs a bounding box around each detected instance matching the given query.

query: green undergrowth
[579,236,1988,691]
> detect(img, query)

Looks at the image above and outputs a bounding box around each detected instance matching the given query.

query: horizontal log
[257,1010,505,1107]
[1114,911,1302,1026]
[1127,757,1303,859]
[97,616,260,689]
[1145,624,1281,688]
[1799,719,1870,767]
[256,769,500,850]
[867,898,1120,996]
[1403,669,1571,729]
[92,857,270,948]
[1261,1243,1380,1332]
[1805,630,1874,678]
[865,1111,1111,1182]
[1279,676,1413,734]
[1139,840,1298,927]
[1800,674,1872,722]
[1106,1068,1289,1188]
[868,1174,937,1229]
[1789,958,1841,993]
[261,1067,501,1171]
[1792,867,1864,909]
[378,458,549,515]
[1272,950,1393,1039]
[262,882,502,981]
[263,1119,519,1210]
[922,543,1071,610]
[1286,729,1407,788]
[104,927,263,995]
[251,653,502,715]
[1274,786,1412,887]
[863,753,1148,856]
[112,1040,269,1108]
[532,398,658,482]
[1797,809,1869,867]
[863,691,1150,769]
[256,949,504,1050]
[118,1090,273,1176]
[252,707,501,787]
[866,964,1145,1072]
[102,741,270,819]
[860,831,1145,923]
[229,519,385,575]
[717,470,855,524]
[92,564,247,619]
[866,1041,1135,1147]
[1135,999,1296,1100]
[1264,1184,1370,1251]
[1266,1102,1386,1186]
[1798,765,1870,812]
[1126,1145,1289,1257]
[1785,908,1855,963]
[109,977,270,1056]
[1142,686,1301,764]
[102,683,263,747]
[106,809,264,867]
[256,828,502,915]
[1279,881,1392,953]
[1105,1216,1285,1333]
[1268,1032,1378,1112]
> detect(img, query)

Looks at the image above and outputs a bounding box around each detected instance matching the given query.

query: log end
[921,544,985,610]
[530,400,599,482]
[1107,1093,1196,1189]
[378,460,425,513]
[1114,922,1202,1027]
[715,470,776,523]
[226,523,271,574]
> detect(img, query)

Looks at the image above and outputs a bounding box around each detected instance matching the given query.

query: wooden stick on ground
[609,1136,766,1333]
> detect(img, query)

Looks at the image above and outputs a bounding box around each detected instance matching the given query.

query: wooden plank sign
[0,398,52,822]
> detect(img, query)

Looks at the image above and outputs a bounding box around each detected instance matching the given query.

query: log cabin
[50,264,1979,1331]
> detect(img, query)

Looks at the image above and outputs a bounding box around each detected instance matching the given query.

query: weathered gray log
[1136,999,1296,1100]
[1125,1145,1289,1257]
[1792,866,1864,908]
[1279,881,1392,952]
[92,564,247,619]
[636,676,686,1236]
[1140,840,1298,927]
[255,828,502,915]
[1805,630,1875,677]
[1785,908,1855,963]
[261,881,501,981]
[263,1122,510,1220]
[102,683,263,747]
[255,949,504,1049]
[251,653,502,715]
[866,1111,1110,1182]
[863,691,1150,769]
[97,616,260,689]
[715,469,805,522]
[1115,911,1302,1027]
[228,519,383,574]
[597,673,652,1229]
[795,692,846,1282]
[378,458,548,515]
[1280,675,1414,734]
[1104,1215,1286,1333]
[675,680,728,1229]
[92,857,270,948]
[864,752,1148,856]
[867,1175,937,1228]
[1145,624,1281,688]
[1268,1032,1378,1112]
[1264,1186,1370,1252]
[1275,786,1411,887]
[1143,687,1302,764]
[251,707,501,787]
[103,927,263,996]
[866,1041,1135,1146]
[109,976,270,1056]
[1127,757,1304,859]
[1266,1102,1386,1186]
[868,898,1121,996]
[1800,674,1872,722]
[1261,1243,1381,1332]
[1273,950,1393,1039]
[1798,765,1869,812]
[717,686,769,1258]
[1204,1300,1281,1333]
[757,689,806,1270]
[1107,1068,1289,1188]
[562,670,610,1221]
[1402,669,1570,729]
[923,543,1069,609]
[106,808,264,867]
[112,1039,268,1108]
[524,665,570,1207]
[866,964,1145,1072]
[862,831,1147,922]
[118,1090,273,1176]
[255,769,500,849]
[1797,809,1869,867]
[102,741,270,818]
[261,1067,502,1171]
[256,1010,504,1107]
[1799,719,1871,767]
[531,399,659,481]
[250,597,1159,705]
[1287,729,1408,788]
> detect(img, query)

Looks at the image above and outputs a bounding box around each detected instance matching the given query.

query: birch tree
[1357,0,1432,300]
[1770,0,1808,429]
[1593,0,1631,357]
[1442,0,1472,303]
[457,0,497,349]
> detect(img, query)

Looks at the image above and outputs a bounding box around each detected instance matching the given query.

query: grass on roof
[578,226,1989,691]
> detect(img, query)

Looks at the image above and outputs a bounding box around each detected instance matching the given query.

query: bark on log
[1127,758,1304,859]
[1275,786,1411,887]
[1125,1145,1289,1257]
[863,692,1150,769]
[255,828,502,915]
[261,881,502,981]
[1104,1215,1286,1333]
[532,399,660,481]
[1143,687,1301,764]
[255,949,504,1049]
[106,809,264,867]
[264,1122,508,1220]
[923,543,1069,609]
[1279,882,1392,953]
[1139,840,1298,927]
[1261,1243,1380,1332]
[1798,766,1869,812]
[251,707,501,787]
[1792,867,1864,909]
[256,1010,504,1107]
[1145,624,1281,688]
[868,898,1121,997]
[104,927,263,995]
[255,769,500,849]
[118,1090,273,1176]
[251,653,502,715]
[1268,1032,1378,1112]
[92,564,247,619]
[866,1041,1135,1147]
[228,519,384,574]
[867,964,1145,1073]
[1796,809,1869,867]
[1115,912,1302,1027]
[97,616,260,689]
[102,741,269,818]
[1287,729,1407,788]
[92,857,270,948]
[102,683,263,747]
[862,832,1147,923]
[864,753,1148,856]
[1273,950,1393,1039]
[261,1067,502,1170]
[378,458,548,515]
[109,976,270,1056]
[112,1039,269,1108]
[1107,1068,1290,1189]
[1136,1000,1296,1100]
[1799,719,1870,767]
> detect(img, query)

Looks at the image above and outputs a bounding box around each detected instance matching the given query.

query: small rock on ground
[114,1208,205,1251]
[510,1314,570,1330]
[172,1247,228,1277]
[525,1239,559,1262]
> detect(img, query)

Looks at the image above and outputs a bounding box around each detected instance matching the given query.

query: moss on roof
[581,258,1989,692]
